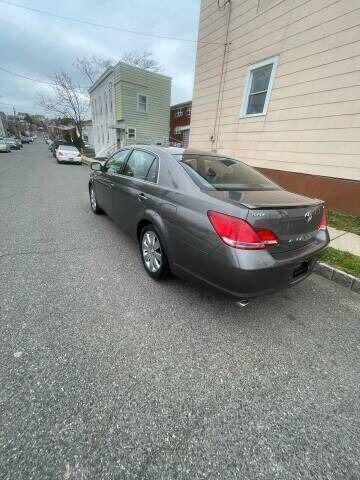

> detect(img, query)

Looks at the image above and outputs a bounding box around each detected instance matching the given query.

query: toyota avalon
[88,146,329,299]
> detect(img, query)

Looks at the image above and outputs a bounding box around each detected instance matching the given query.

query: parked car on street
[50,140,73,157]
[4,138,21,150]
[88,146,330,299]
[55,144,81,164]
[0,139,11,153]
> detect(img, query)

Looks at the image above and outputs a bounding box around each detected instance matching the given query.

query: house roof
[171,100,192,109]
[88,66,115,94]
[89,62,172,94]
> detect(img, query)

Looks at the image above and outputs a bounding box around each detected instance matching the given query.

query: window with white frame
[175,108,183,117]
[240,57,278,117]
[187,107,191,116]
[128,127,136,140]
[174,126,182,135]
[137,94,148,113]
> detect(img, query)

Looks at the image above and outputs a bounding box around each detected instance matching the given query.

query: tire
[140,225,169,280]
[89,184,102,214]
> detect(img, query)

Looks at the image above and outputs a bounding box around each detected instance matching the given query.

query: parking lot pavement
[0,143,359,479]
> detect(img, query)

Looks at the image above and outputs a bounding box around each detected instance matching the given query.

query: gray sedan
[88,146,329,299]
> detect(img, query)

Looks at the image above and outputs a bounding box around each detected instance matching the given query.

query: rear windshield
[60,145,78,151]
[173,154,280,191]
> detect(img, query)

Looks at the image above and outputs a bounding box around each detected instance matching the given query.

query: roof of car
[131,144,219,157]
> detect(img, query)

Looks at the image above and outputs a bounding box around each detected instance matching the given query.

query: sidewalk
[328,226,360,257]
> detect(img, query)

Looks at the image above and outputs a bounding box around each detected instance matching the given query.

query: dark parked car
[88,146,329,299]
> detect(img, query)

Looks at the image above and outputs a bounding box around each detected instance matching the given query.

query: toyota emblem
[304,211,313,223]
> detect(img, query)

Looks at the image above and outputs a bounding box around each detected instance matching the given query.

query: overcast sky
[0,0,201,116]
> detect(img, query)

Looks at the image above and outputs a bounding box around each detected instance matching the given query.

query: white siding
[90,71,117,155]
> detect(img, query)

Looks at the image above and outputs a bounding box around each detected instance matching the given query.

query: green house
[114,62,171,145]
[90,62,171,153]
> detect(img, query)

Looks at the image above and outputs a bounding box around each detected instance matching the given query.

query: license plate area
[293,261,309,278]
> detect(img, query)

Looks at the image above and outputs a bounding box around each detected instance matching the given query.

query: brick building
[169,101,192,147]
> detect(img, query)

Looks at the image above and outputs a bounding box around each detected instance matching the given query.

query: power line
[0,66,54,86]
[0,66,88,90]
[0,0,223,46]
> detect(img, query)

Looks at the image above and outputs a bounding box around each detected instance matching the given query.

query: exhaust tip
[236,299,249,308]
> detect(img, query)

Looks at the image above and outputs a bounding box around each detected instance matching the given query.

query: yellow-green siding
[114,63,171,144]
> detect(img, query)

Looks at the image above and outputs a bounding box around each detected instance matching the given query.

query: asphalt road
[0,143,359,480]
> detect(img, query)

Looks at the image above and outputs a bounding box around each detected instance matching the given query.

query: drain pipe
[212,0,232,152]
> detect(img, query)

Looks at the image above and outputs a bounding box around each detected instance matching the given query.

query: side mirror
[90,162,102,171]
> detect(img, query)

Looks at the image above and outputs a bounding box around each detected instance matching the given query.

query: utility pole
[13,106,19,138]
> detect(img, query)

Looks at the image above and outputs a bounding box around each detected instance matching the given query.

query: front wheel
[89,184,102,214]
[140,226,169,280]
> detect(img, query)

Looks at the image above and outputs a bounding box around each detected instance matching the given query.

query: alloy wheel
[142,231,162,273]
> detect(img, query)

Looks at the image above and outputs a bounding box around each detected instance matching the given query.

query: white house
[89,67,117,155]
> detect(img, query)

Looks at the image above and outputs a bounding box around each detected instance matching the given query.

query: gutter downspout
[211,0,232,152]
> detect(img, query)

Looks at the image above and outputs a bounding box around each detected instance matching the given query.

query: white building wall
[90,71,117,155]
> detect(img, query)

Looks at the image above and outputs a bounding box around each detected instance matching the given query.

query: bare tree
[121,51,161,72]
[74,55,113,84]
[37,71,88,139]
[74,51,161,86]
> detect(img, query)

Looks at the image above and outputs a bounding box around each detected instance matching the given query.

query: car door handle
[138,193,147,202]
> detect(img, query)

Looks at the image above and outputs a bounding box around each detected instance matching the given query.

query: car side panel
[92,172,114,215]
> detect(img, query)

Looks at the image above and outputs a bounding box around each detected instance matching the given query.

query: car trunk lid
[243,191,324,253]
[203,189,324,253]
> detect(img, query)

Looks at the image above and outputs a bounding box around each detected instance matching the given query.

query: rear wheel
[89,184,102,214]
[140,226,169,280]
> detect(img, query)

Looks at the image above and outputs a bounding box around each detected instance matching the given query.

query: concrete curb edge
[314,261,359,293]
[81,155,95,165]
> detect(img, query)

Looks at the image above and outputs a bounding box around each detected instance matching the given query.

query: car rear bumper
[172,231,330,299]
[57,157,82,163]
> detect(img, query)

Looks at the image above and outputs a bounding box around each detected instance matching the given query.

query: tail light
[207,210,279,250]
[319,207,327,231]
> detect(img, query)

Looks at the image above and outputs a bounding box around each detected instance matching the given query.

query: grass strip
[327,209,360,236]
[319,247,360,278]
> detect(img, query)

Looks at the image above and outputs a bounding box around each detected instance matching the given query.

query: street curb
[81,155,95,165]
[314,262,359,293]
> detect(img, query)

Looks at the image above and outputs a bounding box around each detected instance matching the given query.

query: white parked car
[55,145,82,164]
[0,139,11,153]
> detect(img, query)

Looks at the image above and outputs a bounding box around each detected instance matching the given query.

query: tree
[74,55,113,84]
[74,51,161,86]
[120,51,161,72]
[37,71,88,141]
